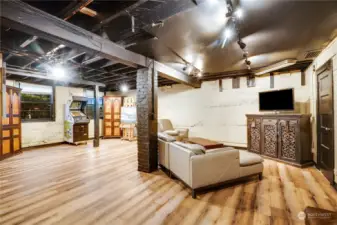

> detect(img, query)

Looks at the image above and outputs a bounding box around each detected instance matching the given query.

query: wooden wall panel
[3,140,11,154]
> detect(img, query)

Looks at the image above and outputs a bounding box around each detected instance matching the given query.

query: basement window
[20,83,55,122]
[85,97,103,119]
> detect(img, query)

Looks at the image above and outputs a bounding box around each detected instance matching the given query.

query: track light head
[243,52,248,58]
[151,21,164,27]
[245,60,251,65]
[237,40,246,49]
[226,11,233,18]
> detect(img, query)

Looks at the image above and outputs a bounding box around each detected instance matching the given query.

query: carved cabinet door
[278,119,298,162]
[247,118,261,154]
[261,119,278,158]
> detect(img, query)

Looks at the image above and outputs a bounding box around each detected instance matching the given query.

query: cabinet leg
[259,173,263,180]
[192,189,196,199]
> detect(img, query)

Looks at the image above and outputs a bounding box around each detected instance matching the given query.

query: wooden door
[2,88,11,156]
[317,61,334,184]
[278,119,298,162]
[247,117,261,154]
[103,97,122,138]
[104,97,113,137]
[261,119,278,158]
[112,98,121,137]
[11,88,21,152]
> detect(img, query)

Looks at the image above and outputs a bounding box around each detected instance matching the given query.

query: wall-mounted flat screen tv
[259,88,294,111]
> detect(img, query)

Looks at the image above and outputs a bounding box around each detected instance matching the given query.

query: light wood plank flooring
[0,139,336,225]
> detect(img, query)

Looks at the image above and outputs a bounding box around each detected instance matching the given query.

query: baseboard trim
[22,142,67,151]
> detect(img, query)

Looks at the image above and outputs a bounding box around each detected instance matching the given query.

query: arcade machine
[64,96,90,145]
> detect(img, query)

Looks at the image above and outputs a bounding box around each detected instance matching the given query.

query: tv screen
[259,89,294,111]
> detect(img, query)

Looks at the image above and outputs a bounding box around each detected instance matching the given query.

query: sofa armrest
[175,128,189,138]
[158,139,170,169]
[169,143,194,186]
[190,149,240,189]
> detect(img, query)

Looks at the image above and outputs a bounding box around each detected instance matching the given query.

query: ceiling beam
[91,0,150,33]
[6,67,105,87]
[1,0,201,88]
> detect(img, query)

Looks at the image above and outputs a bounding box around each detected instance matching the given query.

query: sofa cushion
[174,141,205,155]
[164,130,179,136]
[239,150,264,167]
[158,132,176,142]
[205,147,236,154]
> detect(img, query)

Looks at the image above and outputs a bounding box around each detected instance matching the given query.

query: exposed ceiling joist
[6,67,105,87]
[81,56,103,65]
[91,0,150,33]
[1,0,200,88]
[60,0,94,21]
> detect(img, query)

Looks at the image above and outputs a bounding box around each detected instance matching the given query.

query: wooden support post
[93,85,100,147]
[136,61,158,173]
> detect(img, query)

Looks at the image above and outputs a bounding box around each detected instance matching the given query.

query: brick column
[136,65,158,173]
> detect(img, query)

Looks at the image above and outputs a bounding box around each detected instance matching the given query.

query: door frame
[316,59,335,184]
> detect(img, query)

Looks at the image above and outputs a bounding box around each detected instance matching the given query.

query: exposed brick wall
[136,66,158,172]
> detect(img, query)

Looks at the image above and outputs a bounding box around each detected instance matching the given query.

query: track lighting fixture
[243,51,248,58]
[151,21,164,27]
[245,60,251,65]
[237,40,246,49]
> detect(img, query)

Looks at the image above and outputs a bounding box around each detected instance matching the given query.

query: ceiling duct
[304,50,321,59]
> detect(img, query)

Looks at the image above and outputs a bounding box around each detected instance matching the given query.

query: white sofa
[166,142,264,198]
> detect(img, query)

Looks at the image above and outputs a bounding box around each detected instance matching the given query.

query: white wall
[6,84,103,148]
[306,36,337,180]
[158,72,310,147]
[109,72,311,147]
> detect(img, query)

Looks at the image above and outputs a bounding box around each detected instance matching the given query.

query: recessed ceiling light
[224,28,233,39]
[51,65,65,78]
[121,84,129,92]
[235,8,243,19]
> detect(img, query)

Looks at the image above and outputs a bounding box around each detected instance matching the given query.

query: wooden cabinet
[1,86,22,159]
[73,124,88,142]
[103,96,122,138]
[246,114,312,167]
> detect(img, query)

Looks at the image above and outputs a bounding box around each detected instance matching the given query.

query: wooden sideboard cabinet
[246,114,313,167]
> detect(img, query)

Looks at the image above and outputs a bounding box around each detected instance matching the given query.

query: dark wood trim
[262,155,314,168]
[201,60,312,81]
[316,59,335,184]
[223,145,247,150]
[219,79,223,92]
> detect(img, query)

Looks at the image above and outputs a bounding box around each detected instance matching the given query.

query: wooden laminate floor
[1,139,337,225]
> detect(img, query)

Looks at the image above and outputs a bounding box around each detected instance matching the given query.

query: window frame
[21,85,55,123]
